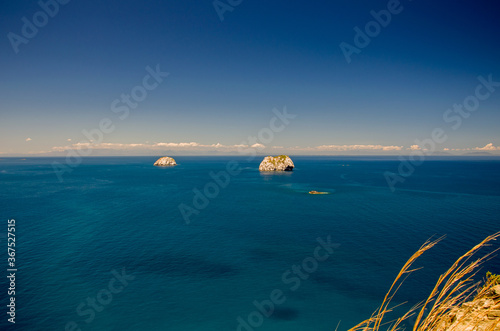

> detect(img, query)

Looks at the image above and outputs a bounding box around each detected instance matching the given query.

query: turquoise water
[1,156,499,330]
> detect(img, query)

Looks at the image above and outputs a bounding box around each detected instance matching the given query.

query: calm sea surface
[1,156,499,330]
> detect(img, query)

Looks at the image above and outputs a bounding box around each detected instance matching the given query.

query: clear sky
[1,0,500,156]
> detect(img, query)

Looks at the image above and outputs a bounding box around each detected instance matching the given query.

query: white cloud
[475,143,500,151]
[51,141,260,153]
[154,142,199,148]
[67,138,72,142]
[442,143,500,152]
[25,138,32,142]
[49,141,408,154]
[316,144,403,151]
[47,141,500,155]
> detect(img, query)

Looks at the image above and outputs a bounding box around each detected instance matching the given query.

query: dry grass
[348,232,500,331]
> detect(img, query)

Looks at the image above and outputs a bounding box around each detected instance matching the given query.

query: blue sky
[1,0,500,156]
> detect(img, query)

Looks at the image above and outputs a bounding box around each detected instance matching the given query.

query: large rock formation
[259,155,294,171]
[154,156,177,166]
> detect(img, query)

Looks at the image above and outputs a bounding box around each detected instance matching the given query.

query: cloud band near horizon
[9,142,499,156]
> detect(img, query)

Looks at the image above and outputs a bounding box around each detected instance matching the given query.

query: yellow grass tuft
[348,232,500,331]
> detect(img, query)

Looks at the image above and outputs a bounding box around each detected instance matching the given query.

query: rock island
[259,155,294,171]
[154,156,177,166]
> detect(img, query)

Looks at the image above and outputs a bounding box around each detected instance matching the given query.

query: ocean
[1,156,499,331]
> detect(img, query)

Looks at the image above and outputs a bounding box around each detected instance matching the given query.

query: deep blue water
[1,156,499,330]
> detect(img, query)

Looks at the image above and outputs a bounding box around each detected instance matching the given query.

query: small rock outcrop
[434,284,500,331]
[259,155,294,171]
[154,156,177,166]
